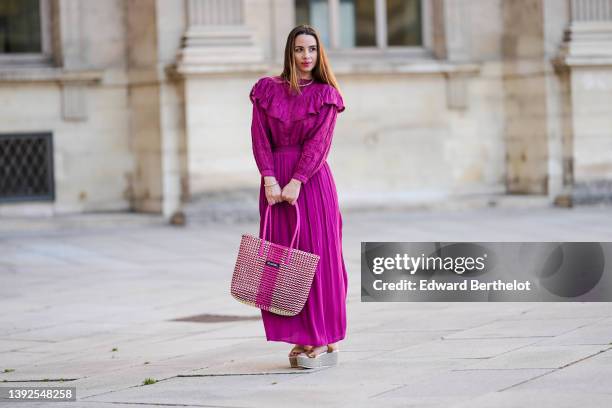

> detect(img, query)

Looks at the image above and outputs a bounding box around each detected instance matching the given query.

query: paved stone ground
[1,204,612,407]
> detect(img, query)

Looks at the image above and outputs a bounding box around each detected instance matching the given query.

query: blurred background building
[0,0,611,218]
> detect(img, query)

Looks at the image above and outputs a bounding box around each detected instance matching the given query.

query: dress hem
[265,333,346,347]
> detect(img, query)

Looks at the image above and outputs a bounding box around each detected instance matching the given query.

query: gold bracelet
[264,182,278,187]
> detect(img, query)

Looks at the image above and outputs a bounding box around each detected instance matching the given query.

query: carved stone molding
[445,73,469,110]
[570,0,612,21]
[559,0,612,65]
[186,0,243,25]
[175,0,263,72]
[61,83,88,121]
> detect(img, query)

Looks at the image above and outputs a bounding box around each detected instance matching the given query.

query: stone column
[176,0,263,71]
[557,0,612,204]
[500,0,572,197]
[126,0,189,221]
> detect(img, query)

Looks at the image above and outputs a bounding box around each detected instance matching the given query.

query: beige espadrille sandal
[288,345,312,368]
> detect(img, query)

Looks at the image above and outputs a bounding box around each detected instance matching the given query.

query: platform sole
[297,350,339,369]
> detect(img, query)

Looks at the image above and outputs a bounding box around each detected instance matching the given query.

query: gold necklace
[299,79,314,87]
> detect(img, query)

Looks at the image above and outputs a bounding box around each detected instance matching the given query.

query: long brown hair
[280,25,341,96]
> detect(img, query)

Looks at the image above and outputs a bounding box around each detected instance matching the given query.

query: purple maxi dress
[249,75,348,347]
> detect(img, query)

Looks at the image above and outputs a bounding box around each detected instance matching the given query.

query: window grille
[0,132,55,202]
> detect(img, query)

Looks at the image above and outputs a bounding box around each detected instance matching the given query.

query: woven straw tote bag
[230,201,319,316]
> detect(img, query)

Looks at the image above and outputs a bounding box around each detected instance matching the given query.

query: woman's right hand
[264,176,282,205]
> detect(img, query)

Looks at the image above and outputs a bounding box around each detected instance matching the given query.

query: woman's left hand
[281,179,302,205]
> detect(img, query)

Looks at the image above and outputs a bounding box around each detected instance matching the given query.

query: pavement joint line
[366,329,464,332]
[359,319,509,358]
[0,226,168,240]
[367,383,408,399]
[2,335,119,349]
[80,375,179,400]
[148,328,262,342]
[449,357,490,360]
[78,369,316,404]
[496,345,612,392]
[441,317,608,352]
[0,336,57,342]
[366,346,599,399]
[454,366,609,372]
[452,337,552,367]
[0,378,79,382]
[551,316,612,337]
[522,316,612,348]
[452,367,561,371]
[177,371,311,377]
[364,320,550,363]
[500,316,612,321]
[353,349,397,361]
[2,326,65,337]
[6,243,80,264]
[529,342,612,347]
[440,336,554,340]
[201,336,265,340]
[78,367,318,401]
[81,400,246,407]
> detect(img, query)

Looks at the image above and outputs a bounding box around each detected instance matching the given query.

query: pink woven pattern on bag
[230,202,319,316]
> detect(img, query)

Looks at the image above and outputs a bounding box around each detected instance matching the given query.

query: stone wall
[0,1,133,216]
[1,0,611,216]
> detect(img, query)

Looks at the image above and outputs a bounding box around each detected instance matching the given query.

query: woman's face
[293,34,317,78]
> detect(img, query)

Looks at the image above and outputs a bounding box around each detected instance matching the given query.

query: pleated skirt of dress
[258,145,348,346]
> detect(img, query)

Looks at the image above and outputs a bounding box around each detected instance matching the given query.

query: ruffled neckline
[250,76,345,122]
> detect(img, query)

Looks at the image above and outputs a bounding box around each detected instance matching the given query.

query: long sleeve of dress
[292,104,338,184]
[250,100,276,178]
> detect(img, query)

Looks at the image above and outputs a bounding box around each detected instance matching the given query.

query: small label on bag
[265,260,280,268]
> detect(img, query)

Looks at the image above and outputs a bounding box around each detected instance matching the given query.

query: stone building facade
[0,0,610,218]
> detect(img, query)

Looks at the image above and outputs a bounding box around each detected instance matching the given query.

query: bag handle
[258,202,301,260]
[262,201,300,248]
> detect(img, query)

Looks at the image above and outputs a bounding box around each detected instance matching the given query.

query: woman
[249,25,348,369]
